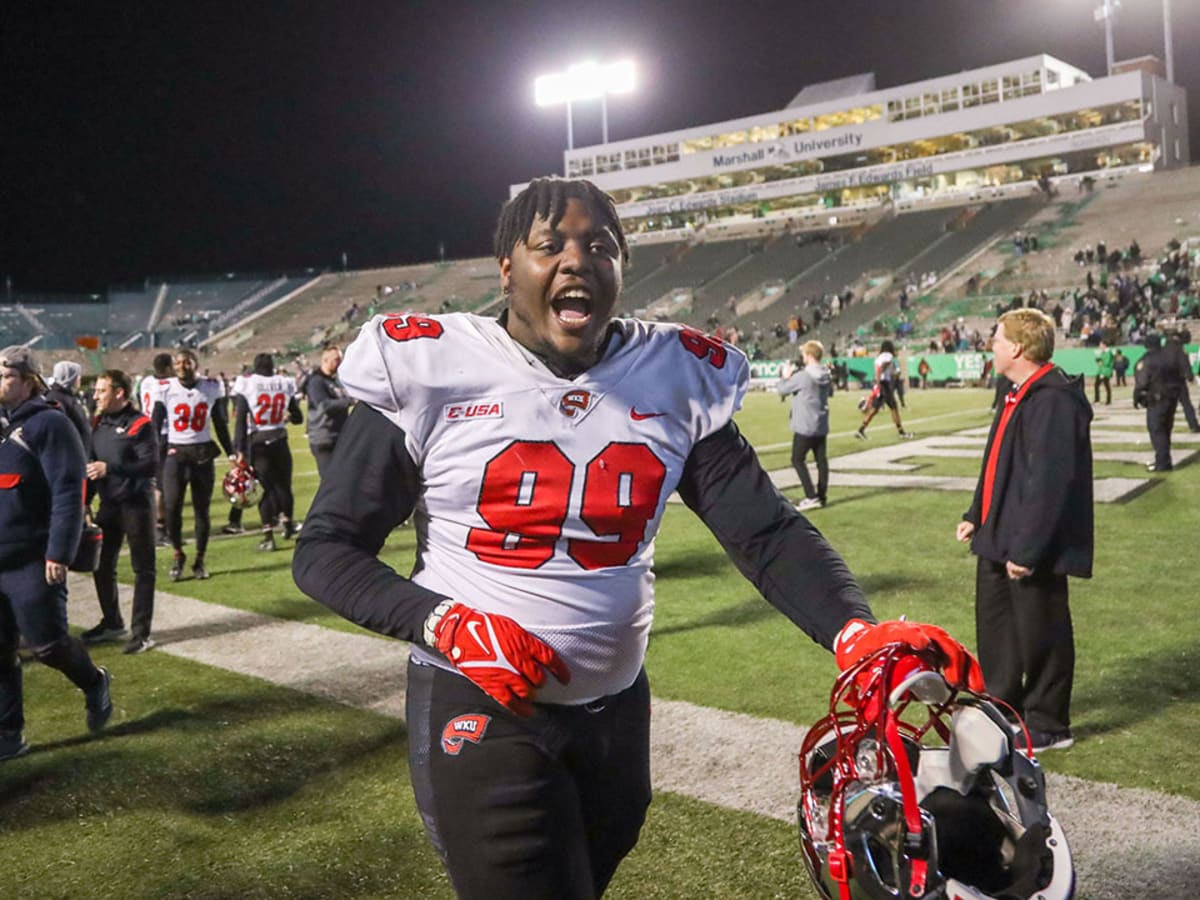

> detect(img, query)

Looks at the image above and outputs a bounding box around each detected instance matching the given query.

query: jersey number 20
[467,440,667,570]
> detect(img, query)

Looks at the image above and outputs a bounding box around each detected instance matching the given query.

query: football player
[230,352,303,550]
[152,349,233,580]
[293,177,980,898]
[138,352,174,545]
[854,339,914,440]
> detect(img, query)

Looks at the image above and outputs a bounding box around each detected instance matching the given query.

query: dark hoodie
[963,366,1093,577]
[0,396,86,568]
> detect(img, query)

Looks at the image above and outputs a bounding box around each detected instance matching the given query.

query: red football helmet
[222,463,262,509]
[798,644,1074,900]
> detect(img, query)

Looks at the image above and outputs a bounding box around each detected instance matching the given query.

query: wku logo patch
[443,401,503,423]
[441,713,492,755]
[559,390,592,418]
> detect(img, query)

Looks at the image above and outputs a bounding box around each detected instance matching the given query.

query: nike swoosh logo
[465,620,495,657]
[630,408,666,421]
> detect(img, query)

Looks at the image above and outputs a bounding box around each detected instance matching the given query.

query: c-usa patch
[441,713,491,755]
[443,401,503,423]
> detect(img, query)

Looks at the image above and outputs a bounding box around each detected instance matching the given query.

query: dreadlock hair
[252,352,275,376]
[493,177,629,264]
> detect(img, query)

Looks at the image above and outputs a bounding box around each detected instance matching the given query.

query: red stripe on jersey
[980,363,1054,524]
[127,415,153,436]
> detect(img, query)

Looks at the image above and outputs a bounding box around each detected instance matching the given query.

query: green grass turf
[4,385,1196,896]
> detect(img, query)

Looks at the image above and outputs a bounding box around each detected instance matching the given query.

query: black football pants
[407,660,651,900]
[92,496,156,641]
[163,447,215,559]
[974,558,1074,734]
[251,437,294,526]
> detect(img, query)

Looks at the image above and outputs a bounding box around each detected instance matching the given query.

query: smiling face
[173,352,198,386]
[93,376,126,415]
[499,196,623,378]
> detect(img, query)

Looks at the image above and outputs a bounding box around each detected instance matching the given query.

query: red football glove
[834,618,985,692]
[432,603,571,716]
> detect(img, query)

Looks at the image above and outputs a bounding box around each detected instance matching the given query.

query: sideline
[66,576,1200,899]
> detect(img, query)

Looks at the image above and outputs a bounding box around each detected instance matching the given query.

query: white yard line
[67,577,1200,899]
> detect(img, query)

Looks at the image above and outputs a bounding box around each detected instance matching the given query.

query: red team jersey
[339,312,748,704]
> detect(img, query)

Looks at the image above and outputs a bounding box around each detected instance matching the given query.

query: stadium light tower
[534,59,636,150]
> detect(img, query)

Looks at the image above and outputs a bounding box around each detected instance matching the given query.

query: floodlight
[534,60,637,149]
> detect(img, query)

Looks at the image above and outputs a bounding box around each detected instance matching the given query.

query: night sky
[5,0,1198,293]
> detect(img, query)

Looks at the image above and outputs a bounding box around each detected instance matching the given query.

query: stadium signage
[711,132,864,170]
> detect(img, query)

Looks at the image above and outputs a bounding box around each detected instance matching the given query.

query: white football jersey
[138,374,172,435]
[160,377,226,446]
[875,350,896,382]
[233,372,296,435]
[340,312,748,704]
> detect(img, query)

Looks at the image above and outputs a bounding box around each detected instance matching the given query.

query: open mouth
[552,288,593,327]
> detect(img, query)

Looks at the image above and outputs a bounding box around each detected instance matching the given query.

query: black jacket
[1133,346,1186,407]
[964,367,1094,577]
[304,370,352,449]
[47,384,92,451]
[0,396,86,569]
[89,402,158,506]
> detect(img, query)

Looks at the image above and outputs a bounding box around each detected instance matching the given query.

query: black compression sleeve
[292,403,448,643]
[211,397,234,457]
[233,395,250,454]
[677,420,874,650]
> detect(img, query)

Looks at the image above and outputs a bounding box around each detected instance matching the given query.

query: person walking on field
[956,310,1093,753]
[776,340,832,510]
[0,347,113,761]
[855,339,913,440]
[85,370,159,654]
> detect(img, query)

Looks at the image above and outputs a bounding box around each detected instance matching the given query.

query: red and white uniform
[340,312,748,704]
[160,377,226,447]
[231,372,297,437]
[139,373,171,438]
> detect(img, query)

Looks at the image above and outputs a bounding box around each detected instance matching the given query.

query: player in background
[293,177,981,898]
[152,349,233,580]
[231,353,303,551]
[855,339,914,440]
[221,368,249,536]
[138,352,174,545]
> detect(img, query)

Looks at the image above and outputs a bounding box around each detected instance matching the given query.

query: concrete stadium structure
[529,54,1188,242]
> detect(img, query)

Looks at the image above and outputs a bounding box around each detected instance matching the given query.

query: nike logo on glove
[630,408,666,421]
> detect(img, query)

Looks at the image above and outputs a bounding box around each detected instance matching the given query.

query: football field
[3,384,1198,898]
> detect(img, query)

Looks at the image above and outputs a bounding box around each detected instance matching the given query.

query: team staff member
[304,344,351,478]
[0,347,112,761]
[776,340,832,511]
[152,349,233,581]
[84,370,159,654]
[293,178,981,898]
[1133,333,1185,472]
[139,353,174,545]
[232,353,303,551]
[957,309,1093,752]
